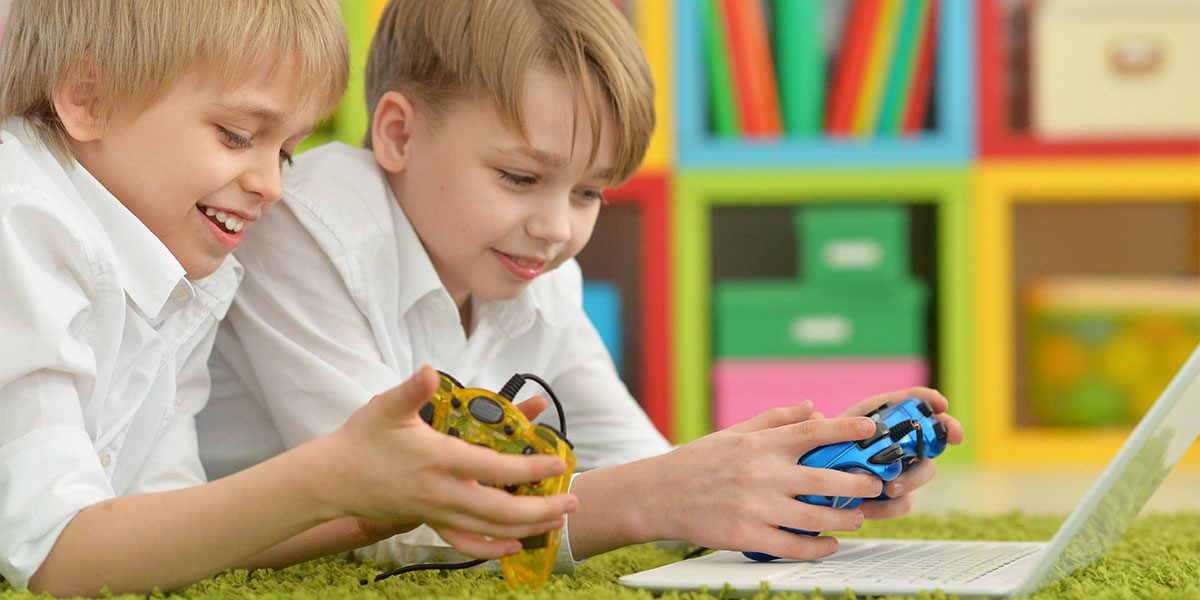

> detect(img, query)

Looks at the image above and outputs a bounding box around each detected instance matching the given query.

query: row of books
[703,0,938,139]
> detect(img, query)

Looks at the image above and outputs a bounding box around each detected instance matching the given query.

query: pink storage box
[712,358,930,430]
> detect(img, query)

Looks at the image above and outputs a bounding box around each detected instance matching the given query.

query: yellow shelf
[974,161,1200,467]
[635,0,672,172]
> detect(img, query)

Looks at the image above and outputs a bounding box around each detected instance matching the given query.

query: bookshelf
[575,174,673,438]
[977,0,1200,158]
[675,0,975,167]
[671,170,973,465]
[975,161,1200,467]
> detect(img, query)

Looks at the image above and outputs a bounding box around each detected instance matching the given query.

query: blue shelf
[675,0,976,168]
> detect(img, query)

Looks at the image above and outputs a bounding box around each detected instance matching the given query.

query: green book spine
[877,0,928,134]
[701,0,739,137]
[774,0,824,137]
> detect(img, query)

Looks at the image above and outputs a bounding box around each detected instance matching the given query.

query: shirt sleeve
[0,199,115,589]
[540,263,673,470]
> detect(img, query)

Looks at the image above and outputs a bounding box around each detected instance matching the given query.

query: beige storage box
[1031,0,1200,139]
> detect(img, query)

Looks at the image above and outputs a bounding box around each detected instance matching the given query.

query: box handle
[1109,36,1164,75]
[790,316,853,346]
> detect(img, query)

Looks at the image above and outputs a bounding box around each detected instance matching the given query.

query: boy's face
[389,69,618,308]
[70,68,323,279]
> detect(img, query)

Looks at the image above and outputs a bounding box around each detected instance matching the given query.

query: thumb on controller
[369,364,440,423]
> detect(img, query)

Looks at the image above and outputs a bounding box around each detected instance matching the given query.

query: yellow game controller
[418,371,575,590]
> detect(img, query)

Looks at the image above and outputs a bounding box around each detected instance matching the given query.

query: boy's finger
[840,386,948,418]
[935,413,965,445]
[369,365,440,423]
[792,467,883,501]
[439,510,566,543]
[726,400,814,433]
[883,457,936,497]
[435,527,522,560]
[514,395,548,422]
[776,417,877,454]
[747,528,839,562]
[447,440,569,486]
[444,482,578,526]
[860,494,913,520]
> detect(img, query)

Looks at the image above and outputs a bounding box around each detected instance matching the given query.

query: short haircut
[0,0,349,159]
[363,0,655,186]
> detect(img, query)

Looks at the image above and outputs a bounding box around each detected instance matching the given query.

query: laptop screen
[1018,344,1200,595]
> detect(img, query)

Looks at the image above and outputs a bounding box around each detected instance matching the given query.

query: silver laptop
[621,344,1200,598]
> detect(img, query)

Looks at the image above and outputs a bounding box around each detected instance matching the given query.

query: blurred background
[3,0,1195,514]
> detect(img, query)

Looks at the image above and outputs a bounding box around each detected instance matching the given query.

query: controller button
[447,427,458,437]
[419,402,434,424]
[504,424,515,435]
[856,420,890,449]
[451,397,461,409]
[917,401,933,417]
[468,396,505,424]
[868,444,905,465]
[934,421,948,441]
[522,445,536,455]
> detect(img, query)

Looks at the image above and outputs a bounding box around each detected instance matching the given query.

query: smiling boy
[199,0,962,576]
[0,1,575,595]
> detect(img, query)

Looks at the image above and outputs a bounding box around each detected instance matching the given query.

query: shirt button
[99,451,112,468]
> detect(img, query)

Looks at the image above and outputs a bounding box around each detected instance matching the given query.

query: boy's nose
[526,198,572,244]
[240,153,285,205]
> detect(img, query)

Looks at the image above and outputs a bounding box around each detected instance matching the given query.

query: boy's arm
[29,369,577,597]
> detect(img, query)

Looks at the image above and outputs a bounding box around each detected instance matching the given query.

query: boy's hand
[647,404,881,561]
[837,387,964,520]
[313,366,577,559]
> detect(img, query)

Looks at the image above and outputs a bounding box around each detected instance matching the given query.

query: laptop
[620,344,1200,598]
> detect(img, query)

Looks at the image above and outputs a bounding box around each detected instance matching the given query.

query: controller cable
[362,374,569,585]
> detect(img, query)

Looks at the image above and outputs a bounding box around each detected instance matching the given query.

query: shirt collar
[4,118,189,319]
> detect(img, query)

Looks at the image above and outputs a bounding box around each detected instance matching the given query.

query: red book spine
[826,0,884,135]
[722,0,783,137]
[902,0,938,135]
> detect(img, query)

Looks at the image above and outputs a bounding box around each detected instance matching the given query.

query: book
[723,0,783,137]
[877,0,930,134]
[826,0,883,135]
[901,0,938,134]
[853,0,904,136]
[701,0,739,137]
[774,0,825,136]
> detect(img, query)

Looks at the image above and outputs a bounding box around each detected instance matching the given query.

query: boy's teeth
[202,206,242,233]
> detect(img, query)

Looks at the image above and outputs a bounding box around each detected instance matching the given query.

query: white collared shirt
[197,142,670,569]
[0,118,241,589]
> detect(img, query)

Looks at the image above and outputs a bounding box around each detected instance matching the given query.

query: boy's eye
[497,169,537,186]
[279,148,295,168]
[575,188,607,205]
[217,126,252,149]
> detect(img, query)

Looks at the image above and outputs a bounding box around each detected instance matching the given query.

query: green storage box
[796,205,911,284]
[713,279,929,358]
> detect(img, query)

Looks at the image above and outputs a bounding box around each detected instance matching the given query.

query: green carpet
[3,513,1197,599]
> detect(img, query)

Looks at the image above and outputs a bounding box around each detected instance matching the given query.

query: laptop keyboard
[773,542,1041,584]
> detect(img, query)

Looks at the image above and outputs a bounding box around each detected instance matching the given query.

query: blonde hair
[364,0,655,185]
[0,0,349,159]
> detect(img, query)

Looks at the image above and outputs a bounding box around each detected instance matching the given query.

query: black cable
[519,373,567,438]
[683,546,710,560]
[361,558,486,585]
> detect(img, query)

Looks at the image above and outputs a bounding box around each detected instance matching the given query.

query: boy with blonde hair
[0,1,575,595]
[200,0,963,576]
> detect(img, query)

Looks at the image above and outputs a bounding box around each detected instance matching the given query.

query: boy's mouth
[196,204,245,233]
[493,250,548,280]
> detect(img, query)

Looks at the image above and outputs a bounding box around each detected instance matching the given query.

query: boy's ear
[53,61,105,143]
[371,91,417,174]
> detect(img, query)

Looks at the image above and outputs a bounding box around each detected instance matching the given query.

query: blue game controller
[744,398,948,562]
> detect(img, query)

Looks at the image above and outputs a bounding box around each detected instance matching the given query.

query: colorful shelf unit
[974,161,1200,467]
[672,170,972,464]
[977,0,1200,158]
[576,173,673,439]
[675,0,975,168]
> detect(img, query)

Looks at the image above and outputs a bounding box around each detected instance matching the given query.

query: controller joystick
[419,371,575,589]
[744,398,947,562]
